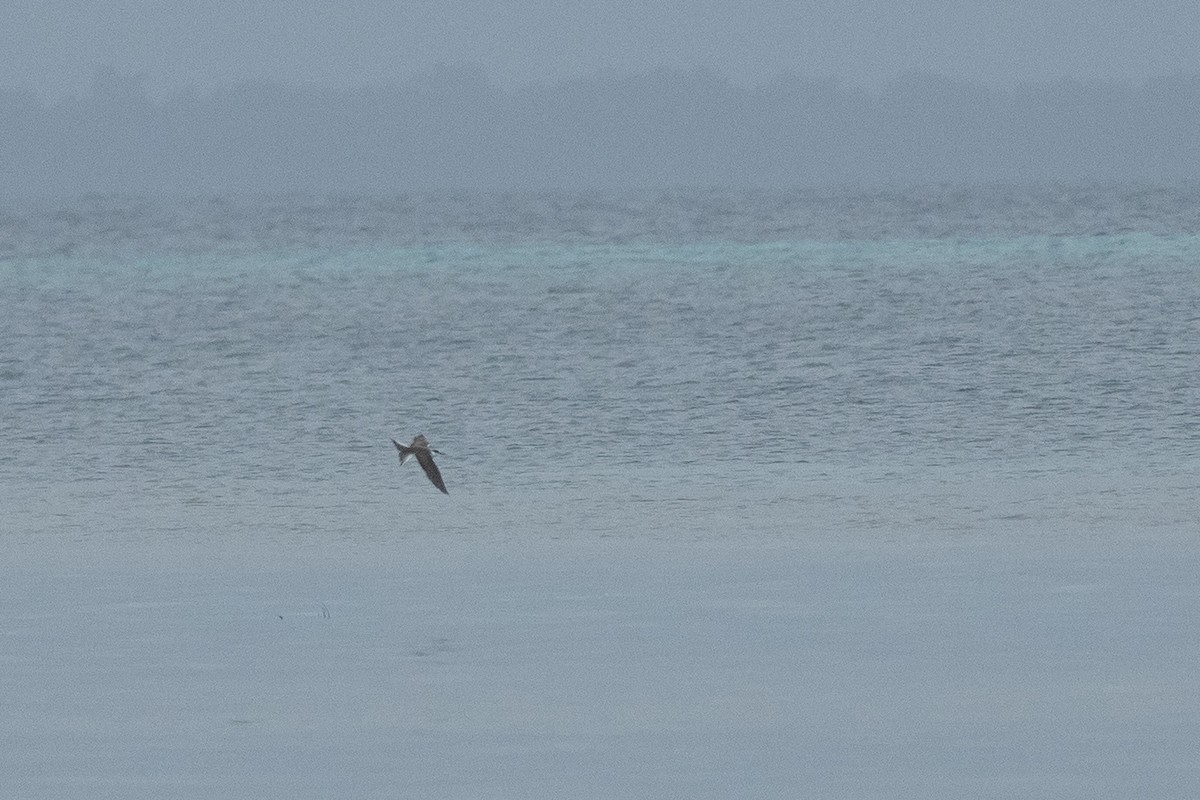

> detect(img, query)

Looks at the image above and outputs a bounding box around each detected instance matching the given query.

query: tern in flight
[391,434,449,494]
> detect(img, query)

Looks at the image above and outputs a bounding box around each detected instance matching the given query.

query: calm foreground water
[2,186,1199,797]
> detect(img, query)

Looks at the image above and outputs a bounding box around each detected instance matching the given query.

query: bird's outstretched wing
[415,449,449,494]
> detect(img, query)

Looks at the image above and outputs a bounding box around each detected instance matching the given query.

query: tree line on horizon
[3,66,1199,196]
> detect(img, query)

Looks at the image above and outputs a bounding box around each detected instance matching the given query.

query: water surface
[2,186,1198,798]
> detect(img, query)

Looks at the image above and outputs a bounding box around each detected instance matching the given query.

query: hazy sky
[3,0,1199,100]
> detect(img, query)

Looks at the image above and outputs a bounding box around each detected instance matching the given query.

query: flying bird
[391,434,449,494]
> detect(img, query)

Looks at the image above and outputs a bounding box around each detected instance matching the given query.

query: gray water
[3,186,1200,798]
[4,186,1199,545]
